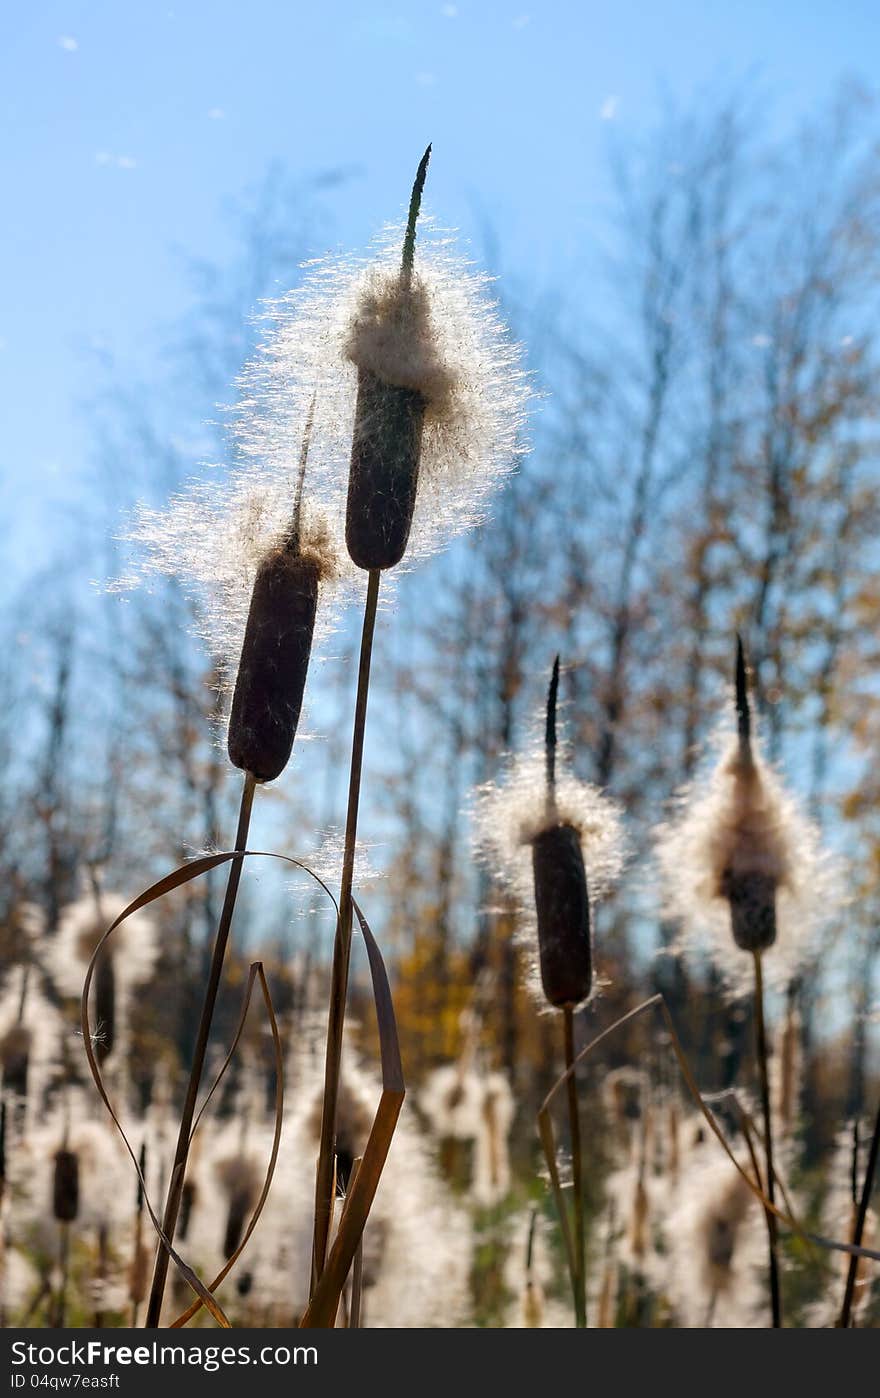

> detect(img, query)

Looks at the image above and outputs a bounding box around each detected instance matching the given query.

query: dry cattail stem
[227,546,320,780]
[839,1095,880,1327]
[345,146,431,572]
[311,567,381,1288]
[563,1004,587,1328]
[145,772,256,1327]
[753,950,782,1327]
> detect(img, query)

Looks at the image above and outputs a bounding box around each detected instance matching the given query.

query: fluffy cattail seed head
[655,640,838,998]
[53,1149,80,1223]
[1,1024,30,1099]
[473,659,624,1010]
[93,951,116,1063]
[532,658,592,1007]
[345,147,432,571]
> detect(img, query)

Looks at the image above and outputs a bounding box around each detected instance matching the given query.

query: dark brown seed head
[531,822,592,1007]
[53,1148,80,1223]
[345,369,426,570]
[178,1180,196,1241]
[223,1186,254,1261]
[94,951,116,1063]
[719,867,777,952]
[227,545,320,782]
[1,1024,30,1099]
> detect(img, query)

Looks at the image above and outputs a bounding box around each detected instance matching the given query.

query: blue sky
[2,0,878,576]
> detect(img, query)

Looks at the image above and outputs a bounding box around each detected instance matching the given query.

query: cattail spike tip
[402,145,432,278]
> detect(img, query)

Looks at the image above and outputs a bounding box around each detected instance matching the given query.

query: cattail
[51,894,157,1024]
[473,658,624,1010]
[177,1179,197,1242]
[531,658,592,1006]
[474,1074,514,1206]
[93,952,116,1064]
[1,1025,30,1101]
[655,637,838,998]
[218,1158,259,1261]
[226,544,320,780]
[666,1155,764,1328]
[227,408,324,781]
[345,148,431,570]
[53,1149,80,1224]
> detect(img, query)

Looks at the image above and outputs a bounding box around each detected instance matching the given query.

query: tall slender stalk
[753,950,782,1327]
[145,771,256,1327]
[838,1094,880,1327]
[563,1004,587,1328]
[311,568,381,1287]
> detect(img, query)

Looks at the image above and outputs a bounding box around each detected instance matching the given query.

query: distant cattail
[217,1157,260,1261]
[474,658,624,1009]
[53,1149,80,1224]
[176,1179,197,1242]
[93,952,116,1064]
[1,1024,30,1100]
[51,894,158,1023]
[474,1073,514,1206]
[666,1155,765,1327]
[655,638,838,997]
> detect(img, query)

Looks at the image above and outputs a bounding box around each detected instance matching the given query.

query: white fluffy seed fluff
[472,735,626,1009]
[654,717,840,998]
[49,895,158,999]
[232,220,529,572]
[120,221,527,708]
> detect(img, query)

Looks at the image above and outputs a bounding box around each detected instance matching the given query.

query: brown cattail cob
[94,951,116,1063]
[53,1148,80,1223]
[218,1158,258,1260]
[531,658,592,1007]
[345,146,431,572]
[227,545,320,781]
[227,411,321,782]
[1,1024,30,1100]
[719,636,777,953]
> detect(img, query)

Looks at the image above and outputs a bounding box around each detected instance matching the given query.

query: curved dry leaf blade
[538,994,880,1269]
[170,962,284,1328]
[301,898,405,1328]
[79,846,340,1326]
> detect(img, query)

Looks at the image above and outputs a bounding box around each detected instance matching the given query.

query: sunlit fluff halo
[654,719,841,999]
[233,219,530,571]
[472,741,626,1009]
[49,894,159,1001]
[123,472,354,690]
